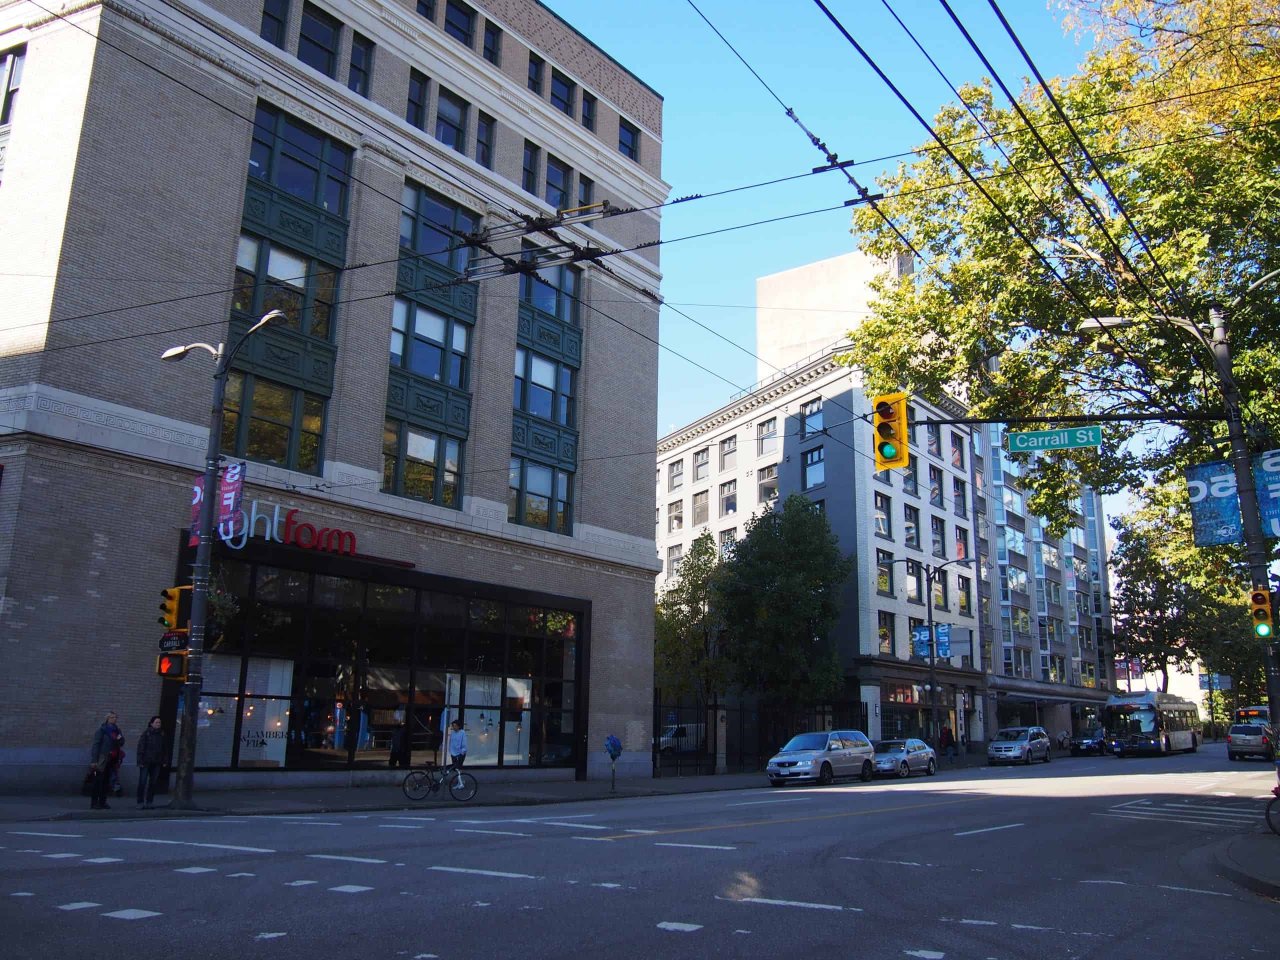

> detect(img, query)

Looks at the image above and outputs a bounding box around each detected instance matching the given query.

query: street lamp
[1079,284,1280,733]
[161,309,287,808]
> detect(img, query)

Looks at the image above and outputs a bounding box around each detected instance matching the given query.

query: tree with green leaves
[714,496,853,711]
[654,531,729,703]
[839,0,1280,538]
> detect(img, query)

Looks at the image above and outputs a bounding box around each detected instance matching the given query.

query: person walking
[448,719,468,768]
[939,725,956,761]
[135,715,165,809]
[89,711,124,810]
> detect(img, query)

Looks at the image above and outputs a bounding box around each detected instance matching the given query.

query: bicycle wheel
[449,771,478,802]
[402,770,431,801]
[1267,797,1280,838]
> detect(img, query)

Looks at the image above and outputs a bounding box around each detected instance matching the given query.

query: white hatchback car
[766,730,875,786]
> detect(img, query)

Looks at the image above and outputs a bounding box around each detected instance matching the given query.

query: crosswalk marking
[1095,797,1262,830]
[57,902,100,911]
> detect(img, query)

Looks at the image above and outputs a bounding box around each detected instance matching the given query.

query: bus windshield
[1107,706,1158,735]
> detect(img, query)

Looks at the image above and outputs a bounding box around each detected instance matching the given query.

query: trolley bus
[1103,691,1201,756]
[1233,705,1271,727]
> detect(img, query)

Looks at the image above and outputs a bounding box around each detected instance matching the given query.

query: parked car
[766,730,875,786]
[1070,727,1109,756]
[873,738,937,778]
[987,726,1052,765]
[1226,723,1274,761]
[658,723,705,754]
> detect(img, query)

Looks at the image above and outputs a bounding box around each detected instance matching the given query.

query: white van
[658,723,705,753]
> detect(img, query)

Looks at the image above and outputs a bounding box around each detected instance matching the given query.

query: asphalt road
[3,747,1276,959]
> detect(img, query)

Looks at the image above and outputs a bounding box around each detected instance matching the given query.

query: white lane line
[82,858,124,864]
[729,797,813,806]
[103,909,162,920]
[379,825,424,830]
[16,849,42,853]
[657,922,702,932]
[455,829,533,838]
[308,854,386,864]
[329,885,374,894]
[535,821,611,830]
[1093,813,1241,828]
[43,853,81,859]
[380,816,436,822]
[10,892,34,897]
[10,831,82,838]
[113,838,274,853]
[655,842,737,851]
[429,866,540,880]
[593,883,623,889]
[572,837,613,842]
[56,902,100,911]
[255,933,287,941]
[954,823,1024,837]
[175,867,217,874]
[1080,879,1126,885]
[625,829,659,834]
[740,897,858,912]
[227,873,255,878]
[843,856,935,868]
[285,880,318,886]
[903,951,945,959]
[958,919,997,926]
[281,821,342,826]
[1012,924,1053,931]
[1157,884,1233,897]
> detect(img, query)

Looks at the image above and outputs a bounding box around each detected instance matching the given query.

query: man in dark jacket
[89,712,124,810]
[135,715,166,809]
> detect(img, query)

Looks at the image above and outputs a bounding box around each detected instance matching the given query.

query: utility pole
[1208,303,1280,749]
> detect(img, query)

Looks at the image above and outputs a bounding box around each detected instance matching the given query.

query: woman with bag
[88,711,124,810]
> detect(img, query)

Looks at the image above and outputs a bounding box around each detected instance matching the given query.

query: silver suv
[987,725,1052,765]
[766,730,875,786]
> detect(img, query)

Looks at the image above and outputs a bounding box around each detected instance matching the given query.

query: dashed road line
[1157,884,1232,897]
[455,829,533,837]
[656,922,702,932]
[735,896,860,912]
[103,909,161,920]
[429,866,540,880]
[42,853,80,860]
[329,885,373,894]
[654,842,736,851]
[175,867,216,874]
[285,880,317,886]
[112,837,274,853]
[307,854,385,864]
[82,858,123,864]
[954,823,1023,837]
[56,902,100,911]
[9,832,82,839]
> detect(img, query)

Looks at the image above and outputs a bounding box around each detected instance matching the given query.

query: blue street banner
[912,625,931,658]
[1198,673,1233,691]
[1185,450,1280,547]
[935,624,951,658]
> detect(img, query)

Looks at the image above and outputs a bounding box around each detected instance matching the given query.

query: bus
[1102,691,1201,756]
[1233,705,1271,727]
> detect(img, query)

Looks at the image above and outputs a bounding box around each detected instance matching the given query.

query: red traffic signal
[156,652,188,681]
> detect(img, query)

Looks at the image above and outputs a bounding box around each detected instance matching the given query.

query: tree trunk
[1159,665,1169,693]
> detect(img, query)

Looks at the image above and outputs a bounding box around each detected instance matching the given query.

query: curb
[1213,835,1280,901]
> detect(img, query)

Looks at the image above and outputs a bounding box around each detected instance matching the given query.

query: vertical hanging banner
[1185,450,1280,547]
[188,462,247,546]
[935,623,952,658]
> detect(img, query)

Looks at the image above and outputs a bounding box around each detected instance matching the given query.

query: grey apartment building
[0,0,664,789]
[656,251,1116,748]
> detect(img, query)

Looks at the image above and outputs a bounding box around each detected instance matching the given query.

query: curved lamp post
[161,309,287,807]
[1080,281,1280,742]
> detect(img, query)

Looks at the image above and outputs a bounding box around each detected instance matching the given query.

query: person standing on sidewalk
[448,719,467,768]
[89,711,124,810]
[134,716,165,809]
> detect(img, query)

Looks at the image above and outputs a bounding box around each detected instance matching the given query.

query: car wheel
[1044,748,1052,763]
[926,758,937,776]
[818,763,834,786]
[860,760,873,782]
[769,779,785,788]
[896,761,910,779]
[1023,750,1032,765]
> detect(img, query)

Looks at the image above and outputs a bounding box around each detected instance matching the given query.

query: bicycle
[402,762,478,802]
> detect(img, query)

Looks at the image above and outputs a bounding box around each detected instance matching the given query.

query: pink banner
[188,463,246,547]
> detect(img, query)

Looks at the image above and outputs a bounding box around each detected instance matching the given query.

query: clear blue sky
[542,0,1096,435]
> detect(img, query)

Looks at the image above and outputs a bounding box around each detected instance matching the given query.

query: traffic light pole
[1208,304,1280,747]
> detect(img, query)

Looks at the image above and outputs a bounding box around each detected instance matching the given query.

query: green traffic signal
[1249,588,1273,639]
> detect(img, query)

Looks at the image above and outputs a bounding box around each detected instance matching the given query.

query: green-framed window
[222,371,325,474]
[390,298,469,388]
[382,419,461,507]
[509,457,572,534]
[514,346,573,426]
[233,233,337,340]
[249,102,353,215]
[519,244,580,325]
[399,182,478,274]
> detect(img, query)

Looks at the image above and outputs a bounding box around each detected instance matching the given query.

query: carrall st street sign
[1006,426,1103,453]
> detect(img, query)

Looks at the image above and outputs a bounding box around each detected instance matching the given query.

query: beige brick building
[0,0,664,790]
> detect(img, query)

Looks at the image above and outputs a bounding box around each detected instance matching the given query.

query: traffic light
[155,651,188,681]
[158,585,191,630]
[872,391,910,470]
[1250,587,1274,639]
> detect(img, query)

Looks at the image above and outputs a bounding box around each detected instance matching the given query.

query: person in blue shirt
[448,719,468,768]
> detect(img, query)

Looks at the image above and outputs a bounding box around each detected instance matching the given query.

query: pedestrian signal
[156,652,188,681]
[872,391,910,470]
[1250,588,1273,639]
[158,585,191,630]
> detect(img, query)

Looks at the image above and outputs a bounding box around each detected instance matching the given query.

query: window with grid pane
[581,91,596,131]
[435,87,468,152]
[406,70,429,129]
[444,0,475,46]
[298,4,341,78]
[519,243,580,324]
[221,371,325,473]
[618,117,639,160]
[904,504,920,549]
[259,0,289,49]
[527,53,544,94]
[233,233,337,340]
[475,112,495,168]
[522,140,540,194]
[878,610,895,654]
[802,446,825,490]
[390,298,469,388]
[249,102,353,214]
[874,492,892,538]
[399,182,478,274]
[757,418,777,456]
[550,70,574,114]
[720,480,736,517]
[757,464,778,503]
[544,155,571,209]
[382,419,460,507]
[347,33,374,97]
[509,457,571,534]
[482,22,501,64]
[578,175,594,208]
[876,549,894,595]
[513,346,574,426]
[692,490,709,526]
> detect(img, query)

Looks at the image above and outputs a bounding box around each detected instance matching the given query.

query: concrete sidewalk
[1214,828,1280,900]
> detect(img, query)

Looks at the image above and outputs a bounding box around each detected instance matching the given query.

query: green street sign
[1006,426,1103,453]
